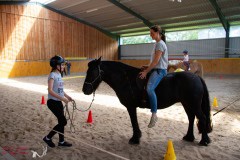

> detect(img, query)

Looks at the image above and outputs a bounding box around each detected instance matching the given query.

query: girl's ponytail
[150,25,166,42]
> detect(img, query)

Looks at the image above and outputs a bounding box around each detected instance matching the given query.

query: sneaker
[43,136,55,148]
[148,114,158,128]
[58,141,72,147]
[188,68,191,71]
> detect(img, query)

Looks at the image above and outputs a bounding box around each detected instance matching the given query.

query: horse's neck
[101,62,138,91]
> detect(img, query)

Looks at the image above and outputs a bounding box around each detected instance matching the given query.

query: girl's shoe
[58,141,72,147]
[43,136,55,148]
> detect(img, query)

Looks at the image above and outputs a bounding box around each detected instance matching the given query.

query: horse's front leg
[126,106,142,145]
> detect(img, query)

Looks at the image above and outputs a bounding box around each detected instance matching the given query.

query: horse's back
[156,72,203,108]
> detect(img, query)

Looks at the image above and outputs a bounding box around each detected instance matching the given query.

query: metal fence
[120,37,240,59]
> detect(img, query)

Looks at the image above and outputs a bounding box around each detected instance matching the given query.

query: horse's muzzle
[82,86,93,95]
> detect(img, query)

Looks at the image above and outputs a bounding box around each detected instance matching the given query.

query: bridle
[84,65,104,92]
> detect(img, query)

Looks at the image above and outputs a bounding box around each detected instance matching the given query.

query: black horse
[82,57,213,146]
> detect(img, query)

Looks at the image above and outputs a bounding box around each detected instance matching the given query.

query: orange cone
[87,110,93,123]
[41,96,46,105]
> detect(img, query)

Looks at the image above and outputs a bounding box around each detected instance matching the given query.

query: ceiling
[1,0,240,38]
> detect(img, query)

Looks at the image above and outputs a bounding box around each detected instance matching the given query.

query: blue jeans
[147,69,167,113]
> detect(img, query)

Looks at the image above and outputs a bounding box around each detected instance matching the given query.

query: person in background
[183,50,190,71]
[43,55,72,148]
[63,61,67,76]
[66,61,71,75]
[139,25,168,128]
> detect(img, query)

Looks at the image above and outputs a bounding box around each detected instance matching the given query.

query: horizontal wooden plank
[0,4,118,62]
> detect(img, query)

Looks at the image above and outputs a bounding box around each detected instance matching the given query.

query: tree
[122,35,153,45]
[166,30,198,41]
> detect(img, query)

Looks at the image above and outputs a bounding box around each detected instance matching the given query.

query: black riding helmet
[50,55,65,68]
[183,50,188,54]
[50,55,65,76]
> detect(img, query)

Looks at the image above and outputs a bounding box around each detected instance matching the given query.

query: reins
[64,92,95,133]
[64,65,103,133]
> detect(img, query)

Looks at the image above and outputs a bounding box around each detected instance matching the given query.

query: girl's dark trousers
[46,99,67,142]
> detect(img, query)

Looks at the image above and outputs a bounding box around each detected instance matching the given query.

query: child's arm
[64,92,73,101]
[48,78,69,103]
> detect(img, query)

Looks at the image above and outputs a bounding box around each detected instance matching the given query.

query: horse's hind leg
[182,104,195,142]
[195,108,211,146]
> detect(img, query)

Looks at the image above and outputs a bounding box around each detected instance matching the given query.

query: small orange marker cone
[87,110,93,123]
[164,140,176,160]
[212,97,218,108]
[41,96,46,105]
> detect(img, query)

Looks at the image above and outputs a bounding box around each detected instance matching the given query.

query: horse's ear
[97,57,102,65]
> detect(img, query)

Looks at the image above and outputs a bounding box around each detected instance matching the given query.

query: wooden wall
[120,59,240,75]
[0,4,118,78]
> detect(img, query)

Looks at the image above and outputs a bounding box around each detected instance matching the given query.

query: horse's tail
[197,77,213,133]
[193,62,204,78]
[198,63,204,78]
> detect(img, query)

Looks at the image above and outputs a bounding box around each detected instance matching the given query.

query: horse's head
[82,57,103,95]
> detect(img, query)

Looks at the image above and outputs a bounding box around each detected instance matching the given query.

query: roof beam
[107,0,153,27]
[209,0,230,32]
[209,0,230,58]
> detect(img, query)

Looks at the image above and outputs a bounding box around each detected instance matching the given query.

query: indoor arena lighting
[169,0,182,2]
[30,0,56,5]
[86,8,98,13]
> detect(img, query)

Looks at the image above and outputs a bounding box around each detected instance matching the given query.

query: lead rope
[65,65,101,132]
[64,91,95,133]
[213,96,240,116]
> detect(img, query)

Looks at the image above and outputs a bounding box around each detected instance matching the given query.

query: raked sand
[0,74,239,160]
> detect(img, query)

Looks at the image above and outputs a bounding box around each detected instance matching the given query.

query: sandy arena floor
[0,73,239,160]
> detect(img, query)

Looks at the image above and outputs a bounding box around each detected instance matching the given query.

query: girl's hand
[139,70,147,79]
[67,96,73,102]
[62,97,69,104]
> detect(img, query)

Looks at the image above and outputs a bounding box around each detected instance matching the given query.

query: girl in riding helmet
[43,55,73,148]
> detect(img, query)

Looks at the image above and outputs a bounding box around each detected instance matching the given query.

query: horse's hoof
[205,138,211,144]
[199,141,208,146]
[199,138,211,146]
[183,135,195,142]
[128,138,140,145]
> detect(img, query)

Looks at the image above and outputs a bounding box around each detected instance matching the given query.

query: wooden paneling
[120,59,240,75]
[0,4,118,62]
[2,58,239,78]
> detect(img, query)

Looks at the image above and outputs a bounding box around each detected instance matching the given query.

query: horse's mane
[102,61,140,74]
